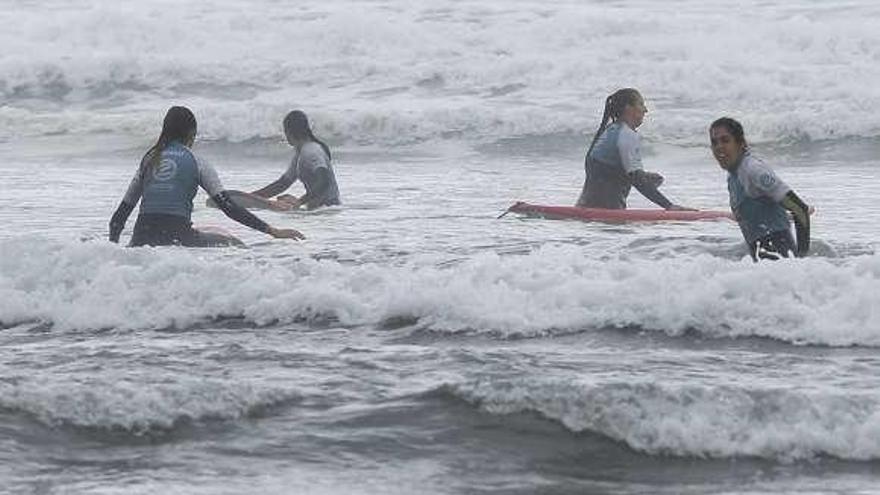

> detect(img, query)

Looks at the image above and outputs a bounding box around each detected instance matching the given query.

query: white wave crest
[1,238,879,346]
[452,378,880,461]
[2,1,880,145]
[0,376,296,434]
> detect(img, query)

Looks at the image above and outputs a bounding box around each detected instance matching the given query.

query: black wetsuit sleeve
[252,175,295,198]
[780,190,810,257]
[109,200,135,243]
[629,170,673,209]
[211,190,271,234]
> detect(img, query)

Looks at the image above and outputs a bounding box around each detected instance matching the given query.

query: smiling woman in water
[709,117,811,261]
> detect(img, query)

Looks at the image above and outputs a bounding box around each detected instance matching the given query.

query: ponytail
[585,94,615,158]
[140,139,166,180]
[310,131,332,162]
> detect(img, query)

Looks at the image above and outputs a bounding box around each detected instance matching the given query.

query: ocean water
[2,1,880,494]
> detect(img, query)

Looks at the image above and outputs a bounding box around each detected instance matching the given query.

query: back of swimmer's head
[283,110,312,141]
[282,110,332,160]
[160,106,197,146]
[141,106,197,175]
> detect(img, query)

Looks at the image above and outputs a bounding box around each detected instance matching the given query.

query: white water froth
[2,1,880,145]
[453,378,880,461]
[0,376,296,433]
[2,238,878,346]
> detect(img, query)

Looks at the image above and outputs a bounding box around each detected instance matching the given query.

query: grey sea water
[2,135,880,494]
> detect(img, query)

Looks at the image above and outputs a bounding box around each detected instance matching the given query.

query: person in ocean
[576,88,691,210]
[109,106,305,247]
[709,117,811,261]
[250,110,340,210]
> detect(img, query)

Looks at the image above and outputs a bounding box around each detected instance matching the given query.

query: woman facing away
[249,110,340,210]
[576,88,690,211]
[709,117,811,261]
[109,106,305,247]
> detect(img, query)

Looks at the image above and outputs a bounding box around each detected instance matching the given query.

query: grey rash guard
[279,142,340,209]
[577,122,673,209]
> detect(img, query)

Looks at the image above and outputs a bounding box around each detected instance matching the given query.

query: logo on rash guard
[759,172,777,190]
[154,158,178,182]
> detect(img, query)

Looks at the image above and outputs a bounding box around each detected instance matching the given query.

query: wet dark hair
[709,117,747,147]
[284,110,331,161]
[140,106,197,179]
[585,88,643,158]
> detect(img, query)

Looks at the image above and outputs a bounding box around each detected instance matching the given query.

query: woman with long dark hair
[709,117,811,260]
[576,88,689,210]
[251,110,340,210]
[109,106,304,246]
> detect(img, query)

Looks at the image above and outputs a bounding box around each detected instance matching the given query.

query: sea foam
[2,238,878,346]
[2,1,879,145]
[451,377,880,461]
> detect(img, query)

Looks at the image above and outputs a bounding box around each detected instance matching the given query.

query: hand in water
[266,200,292,211]
[668,204,698,211]
[268,227,306,240]
[276,194,302,208]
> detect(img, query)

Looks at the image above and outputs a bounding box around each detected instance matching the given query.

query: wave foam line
[451,378,880,461]
[1,238,879,346]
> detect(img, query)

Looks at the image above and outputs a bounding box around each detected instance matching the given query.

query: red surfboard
[504,202,734,223]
